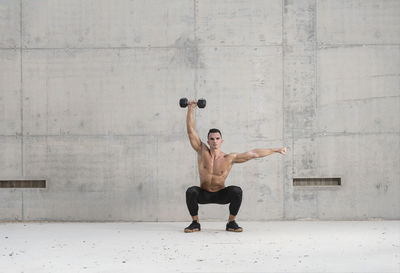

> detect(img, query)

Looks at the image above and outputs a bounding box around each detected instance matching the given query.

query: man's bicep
[231,152,256,164]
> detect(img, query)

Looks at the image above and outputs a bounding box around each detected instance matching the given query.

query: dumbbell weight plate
[179,98,188,108]
[197,99,206,108]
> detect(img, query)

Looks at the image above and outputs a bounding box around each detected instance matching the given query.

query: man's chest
[201,155,232,173]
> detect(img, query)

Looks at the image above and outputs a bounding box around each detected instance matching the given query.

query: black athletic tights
[186,186,243,217]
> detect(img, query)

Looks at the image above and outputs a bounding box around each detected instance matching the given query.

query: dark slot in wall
[293,178,341,186]
[0,180,46,188]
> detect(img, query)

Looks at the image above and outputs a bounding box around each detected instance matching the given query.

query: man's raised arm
[186,101,202,152]
[231,147,286,164]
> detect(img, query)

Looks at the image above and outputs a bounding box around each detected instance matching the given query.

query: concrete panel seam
[193,0,200,185]
[281,0,286,220]
[19,0,24,177]
[294,132,400,140]
[318,95,400,107]
[0,134,182,138]
[315,0,318,118]
[318,43,400,49]
[193,0,198,98]
[4,44,285,50]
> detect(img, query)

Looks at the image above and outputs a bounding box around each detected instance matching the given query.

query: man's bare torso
[197,143,234,192]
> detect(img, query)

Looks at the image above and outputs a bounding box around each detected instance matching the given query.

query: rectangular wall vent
[0,180,46,188]
[293,178,341,186]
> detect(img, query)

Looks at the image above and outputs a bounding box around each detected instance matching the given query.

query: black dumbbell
[179,98,206,108]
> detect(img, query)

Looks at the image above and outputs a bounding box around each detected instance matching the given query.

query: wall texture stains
[0,0,399,221]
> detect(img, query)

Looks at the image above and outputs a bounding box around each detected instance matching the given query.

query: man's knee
[186,186,200,198]
[229,186,243,198]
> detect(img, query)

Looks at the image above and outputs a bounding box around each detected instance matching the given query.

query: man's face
[207,132,223,150]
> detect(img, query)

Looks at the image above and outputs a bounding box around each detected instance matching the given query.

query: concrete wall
[0,0,399,221]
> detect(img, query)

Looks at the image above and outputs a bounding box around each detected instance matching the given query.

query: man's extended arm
[186,101,202,152]
[231,147,286,164]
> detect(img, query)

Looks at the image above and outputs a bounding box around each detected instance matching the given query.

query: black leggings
[186,186,243,217]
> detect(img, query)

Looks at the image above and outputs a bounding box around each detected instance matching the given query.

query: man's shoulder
[198,142,210,152]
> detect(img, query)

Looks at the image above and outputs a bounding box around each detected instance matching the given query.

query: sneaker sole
[184,228,200,233]
[226,228,243,232]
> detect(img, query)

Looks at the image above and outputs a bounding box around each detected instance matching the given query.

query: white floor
[0,221,399,273]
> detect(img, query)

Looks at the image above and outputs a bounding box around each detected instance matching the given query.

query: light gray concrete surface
[0,0,399,221]
[1,221,399,273]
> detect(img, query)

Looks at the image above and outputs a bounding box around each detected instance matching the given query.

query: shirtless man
[184,101,286,233]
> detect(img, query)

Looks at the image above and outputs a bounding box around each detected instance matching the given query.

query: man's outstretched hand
[279,147,287,155]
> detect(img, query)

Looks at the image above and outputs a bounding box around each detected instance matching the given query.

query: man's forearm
[252,148,282,158]
[185,103,202,151]
[186,107,196,135]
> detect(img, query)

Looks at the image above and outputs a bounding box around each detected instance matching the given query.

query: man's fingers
[187,101,197,108]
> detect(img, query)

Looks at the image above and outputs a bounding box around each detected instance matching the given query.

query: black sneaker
[184,220,201,233]
[226,220,243,232]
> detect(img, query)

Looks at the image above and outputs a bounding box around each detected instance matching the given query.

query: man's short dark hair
[208,128,222,138]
